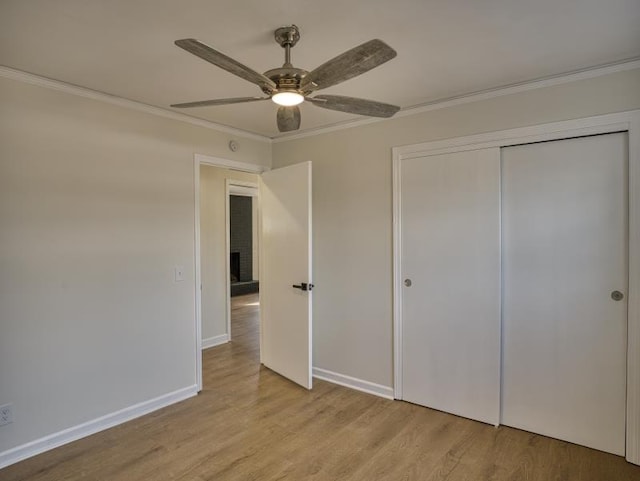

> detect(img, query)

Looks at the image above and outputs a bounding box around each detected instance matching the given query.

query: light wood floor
[3,292,639,480]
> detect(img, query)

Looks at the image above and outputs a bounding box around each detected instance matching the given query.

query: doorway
[227,182,260,352]
[195,155,265,391]
[199,165,258,348]
[194,154,314,392]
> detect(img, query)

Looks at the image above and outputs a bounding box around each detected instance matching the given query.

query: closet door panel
[501,133,628,455]
[401,148,501,424]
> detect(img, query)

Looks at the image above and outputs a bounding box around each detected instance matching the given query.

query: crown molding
[272,57,640,143]
[0,66,271,143]
[3,57,639,145]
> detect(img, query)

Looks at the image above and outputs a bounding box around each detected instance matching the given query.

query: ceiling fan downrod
[274,25,300,68]
[265,25,308,98]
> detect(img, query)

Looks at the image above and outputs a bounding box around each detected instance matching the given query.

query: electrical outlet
[0,404,13,426]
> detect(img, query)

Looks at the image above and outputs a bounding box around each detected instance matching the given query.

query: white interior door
[501,133,628,455]
[400,148,501,424]
[260,161,312,389]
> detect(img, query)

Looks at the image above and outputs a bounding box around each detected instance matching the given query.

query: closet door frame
[392,109,640,465]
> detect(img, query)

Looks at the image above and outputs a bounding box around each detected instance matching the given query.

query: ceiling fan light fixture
[272,91,304,106]
[173,29,400,132]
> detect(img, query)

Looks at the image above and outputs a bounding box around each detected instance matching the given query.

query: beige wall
[200,165,257,342]
[272,68,640,388]
[0,76,270,453]
[2,64,639,460]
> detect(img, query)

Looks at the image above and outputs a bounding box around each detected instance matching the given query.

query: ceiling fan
[171,25,400,132]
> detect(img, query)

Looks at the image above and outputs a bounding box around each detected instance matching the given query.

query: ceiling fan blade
[171,96,269,108]
[277,106,301,132]
[301,39,396,92]
[308,95,400,118]
[175,39,276,91]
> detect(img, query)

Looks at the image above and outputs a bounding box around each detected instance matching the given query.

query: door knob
[404,279,412,287]
[293,282,314,291]
[611,290,624,301]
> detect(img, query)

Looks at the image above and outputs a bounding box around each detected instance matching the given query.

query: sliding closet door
[401,148,501,425]
[501,133,628,455]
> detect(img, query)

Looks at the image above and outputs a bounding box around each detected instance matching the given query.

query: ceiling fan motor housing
[262,67,308,95]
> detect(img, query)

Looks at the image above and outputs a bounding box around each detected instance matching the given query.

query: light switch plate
[174,265,185,282]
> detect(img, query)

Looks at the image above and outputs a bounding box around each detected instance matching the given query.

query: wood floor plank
[2,292,639,480]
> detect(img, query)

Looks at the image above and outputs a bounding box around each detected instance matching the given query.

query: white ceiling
[1,0,639,139]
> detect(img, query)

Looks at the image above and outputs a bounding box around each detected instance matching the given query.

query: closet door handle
[611,290,624,301]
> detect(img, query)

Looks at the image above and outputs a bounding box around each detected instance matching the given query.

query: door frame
[392,109,640,464]
[226,180,259,341]
[193,153,268,392]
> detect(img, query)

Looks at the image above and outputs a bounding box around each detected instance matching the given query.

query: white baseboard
[202,333,229,350]
[312,367,394,400]
[0,384,198,469]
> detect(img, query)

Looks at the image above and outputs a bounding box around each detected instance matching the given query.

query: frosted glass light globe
[272,91,304,106]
